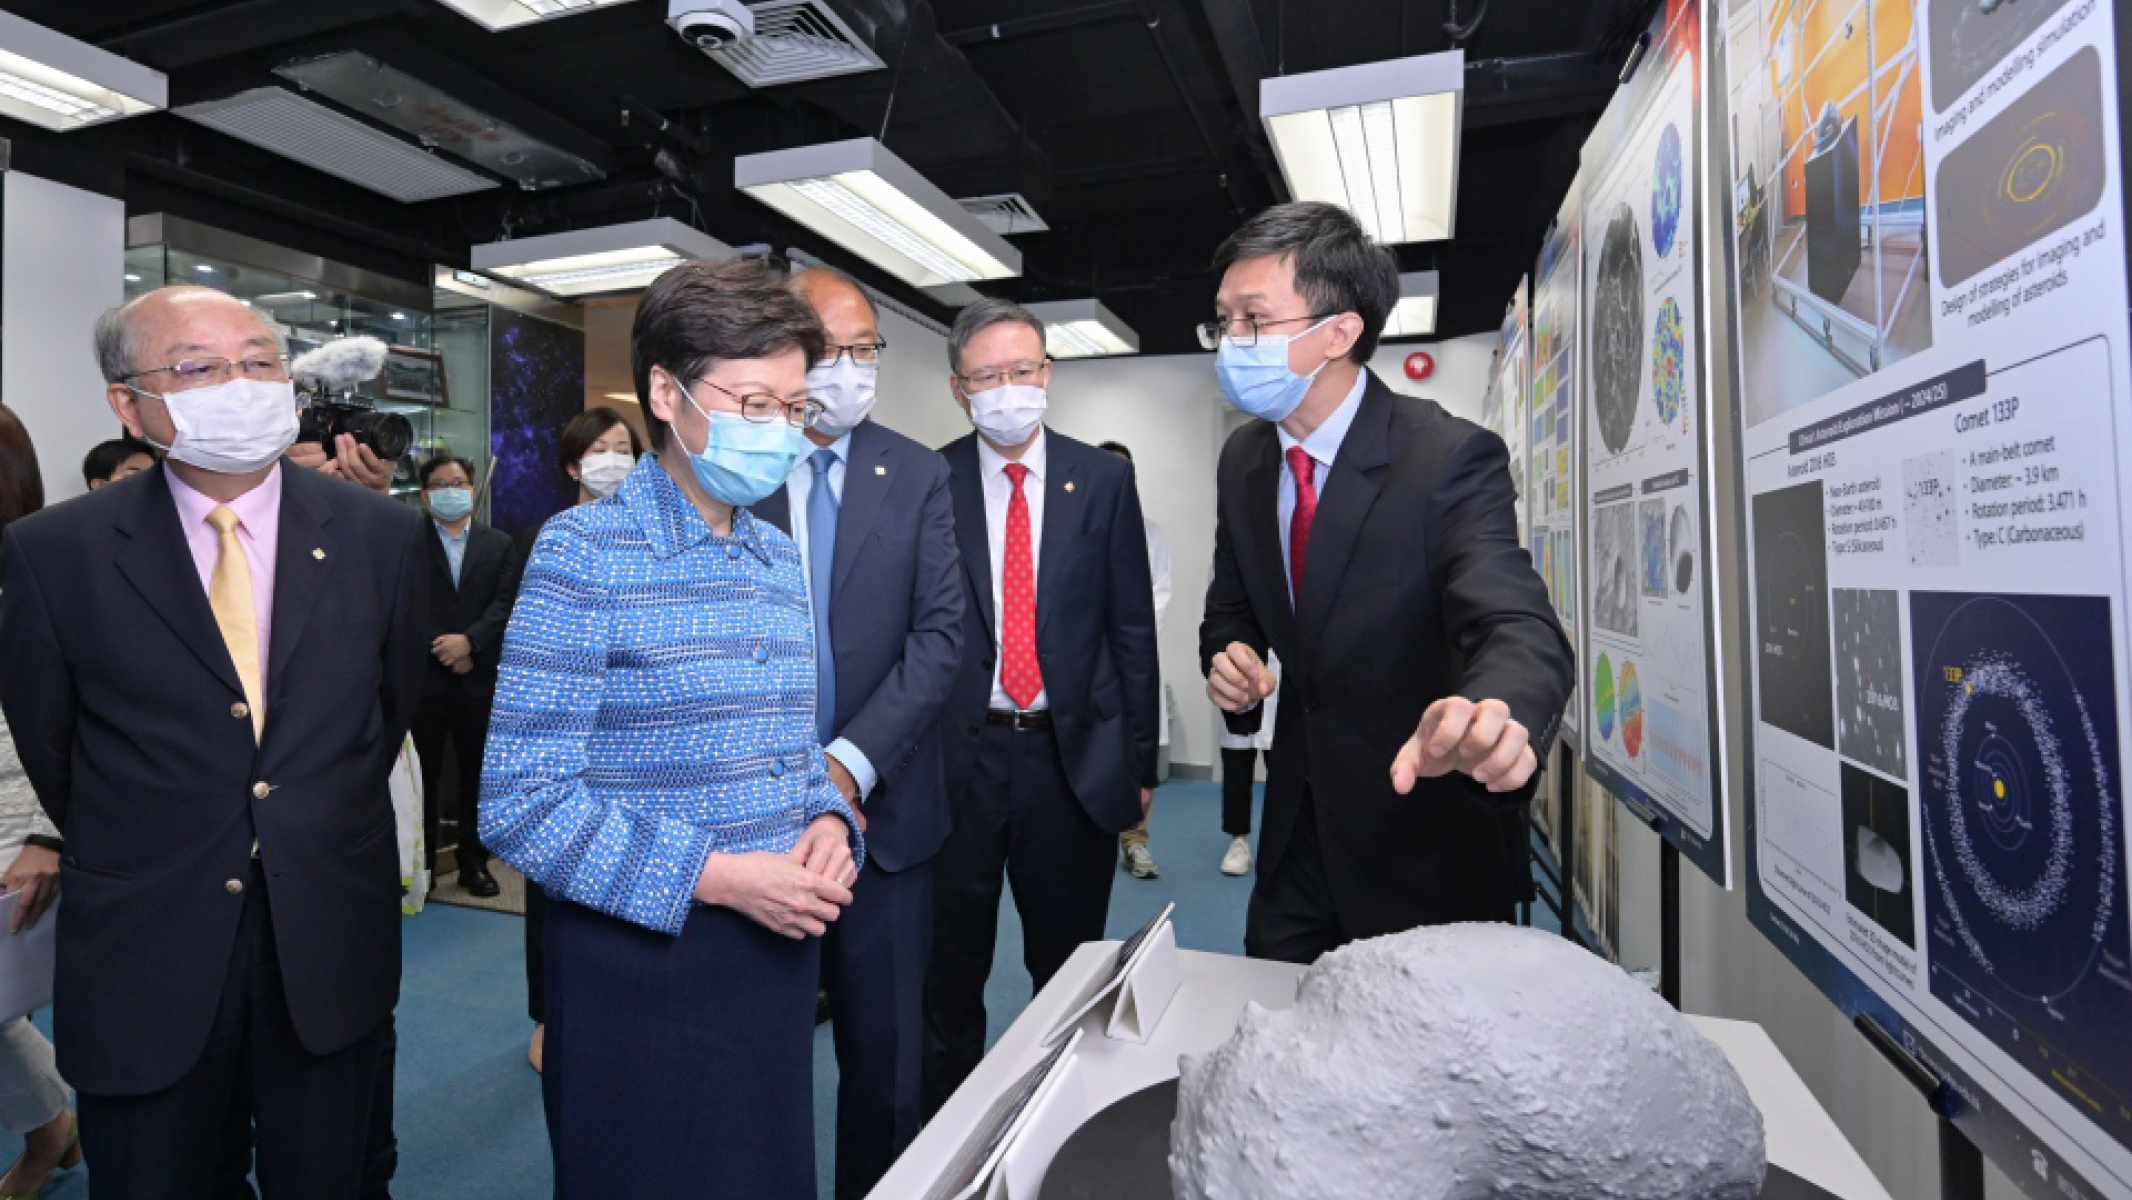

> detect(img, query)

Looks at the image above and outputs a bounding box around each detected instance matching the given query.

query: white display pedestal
[874,942,1895,1200]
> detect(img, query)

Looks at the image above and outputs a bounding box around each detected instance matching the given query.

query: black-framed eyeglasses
[818,339,887,367]
[1195,314,1333,351]
[120,355,290,390]
[691,376,824,429]
[956,360,1050,391]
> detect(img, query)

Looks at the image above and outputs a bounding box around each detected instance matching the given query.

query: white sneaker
[1123,842,1160,879]
[1219,837,1253,876]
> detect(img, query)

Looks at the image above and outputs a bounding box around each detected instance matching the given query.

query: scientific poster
[1725,0,2132,1193]
[1496,277,1532,541]
[1532,182,1585,754]
[1578,0,1732,886]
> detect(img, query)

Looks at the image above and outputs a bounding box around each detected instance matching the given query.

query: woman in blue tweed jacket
[482,260,863,1200]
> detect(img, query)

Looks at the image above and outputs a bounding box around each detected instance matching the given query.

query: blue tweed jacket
[480,456,863,935]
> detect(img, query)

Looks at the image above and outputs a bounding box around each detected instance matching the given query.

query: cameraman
[412,456,520,897]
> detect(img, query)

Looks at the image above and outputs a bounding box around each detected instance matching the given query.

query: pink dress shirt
[166,464,281,695]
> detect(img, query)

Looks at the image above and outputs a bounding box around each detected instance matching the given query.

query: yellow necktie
[207,505,266,740]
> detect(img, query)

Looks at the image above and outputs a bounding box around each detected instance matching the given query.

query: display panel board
[1496,276,1532,541]
[1723,0,2132,1193]
[1533,182,1585,755]
[1578,0,1733,887]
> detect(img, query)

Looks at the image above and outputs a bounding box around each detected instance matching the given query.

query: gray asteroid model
[1169,924,1766,1199]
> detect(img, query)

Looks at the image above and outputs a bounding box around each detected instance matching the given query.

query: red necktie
[1001,463,1044,708]
[1287,445,1317,603]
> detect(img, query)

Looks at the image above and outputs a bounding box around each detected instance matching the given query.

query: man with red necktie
[923,299,1159,1115]
[1200,202,1574,965]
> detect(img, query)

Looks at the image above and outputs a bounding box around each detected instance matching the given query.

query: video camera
[290,336,415,461]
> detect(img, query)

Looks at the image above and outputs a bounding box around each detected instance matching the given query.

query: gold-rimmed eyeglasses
[120,355,290,391]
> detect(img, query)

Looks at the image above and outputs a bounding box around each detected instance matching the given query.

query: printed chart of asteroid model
[1728,0,2132,1193]
[1578,9,1728,885]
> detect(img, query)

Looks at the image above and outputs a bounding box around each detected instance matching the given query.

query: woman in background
[520,405,647,1074]
[482,259,862,1198]
[0,403,79,1199]
[559,406,641,504]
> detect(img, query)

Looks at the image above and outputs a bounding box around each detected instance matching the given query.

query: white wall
[4,172,126,503]
[1367,330,1499,424]
[868,326,1227,771]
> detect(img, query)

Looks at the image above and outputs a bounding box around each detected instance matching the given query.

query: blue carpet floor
[2,781,1569,1198]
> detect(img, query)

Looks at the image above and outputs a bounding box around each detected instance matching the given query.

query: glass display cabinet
[124,214,489,502]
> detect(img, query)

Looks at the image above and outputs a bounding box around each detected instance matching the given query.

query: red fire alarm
[1404,351,1435,381]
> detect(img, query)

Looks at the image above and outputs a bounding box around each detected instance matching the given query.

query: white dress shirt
[977,428,1049,711]
[778,432,878,797]
[1276,370,1369,602]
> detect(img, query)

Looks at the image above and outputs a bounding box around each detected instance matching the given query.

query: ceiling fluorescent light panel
[471,217,732,297]
[1263,50,1463,246]
[430,0,634,31]
[0,10,165,132]
[177,88,498,202]
[736,138,1021,289]
[1025,300,1138,358]
[1384,270,1441,338]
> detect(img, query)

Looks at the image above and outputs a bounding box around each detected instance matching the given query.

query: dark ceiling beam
[1137,1,1258,218]
[1462,51,1620,129]
[1187,0,1286,203]
[940,2,1144,47]
[90,0,415,70]
[942,0,1258,217]
[1054,155,1219,188]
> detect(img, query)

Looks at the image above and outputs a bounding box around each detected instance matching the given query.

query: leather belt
[986,708,1054,732]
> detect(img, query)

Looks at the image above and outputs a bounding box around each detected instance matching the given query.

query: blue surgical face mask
[675,376,810,507]
[427,486,474,522]
[1213,317,1336,422]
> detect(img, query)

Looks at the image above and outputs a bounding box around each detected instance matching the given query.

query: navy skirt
[543,894,821,1199]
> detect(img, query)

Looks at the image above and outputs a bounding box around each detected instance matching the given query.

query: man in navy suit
[922,299,1160,1114]
[0,286,427,1197]
[752,268,964,1200]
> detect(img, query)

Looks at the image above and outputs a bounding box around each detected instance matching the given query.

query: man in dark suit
[1199,202,1574,964]
[412,454,522,898]
[0,285,427,1197]
[923,299,1160,1114]
[753,268,964,1200]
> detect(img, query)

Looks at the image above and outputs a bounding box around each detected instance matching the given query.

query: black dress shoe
[459,865,501,898]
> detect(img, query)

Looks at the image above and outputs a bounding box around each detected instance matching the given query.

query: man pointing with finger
[1199,202,1573,964]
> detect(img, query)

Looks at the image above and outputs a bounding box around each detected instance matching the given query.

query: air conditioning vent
[957,193,1049,236]
[707,0,884,88]
[177,88,499,203]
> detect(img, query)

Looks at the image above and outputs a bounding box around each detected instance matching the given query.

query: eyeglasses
[691,376,824,429]
[956,360,1049,391]
[818,339,887,367]
[426,480,472,491]
[1194,314,1333,351]
[121,355,290,390]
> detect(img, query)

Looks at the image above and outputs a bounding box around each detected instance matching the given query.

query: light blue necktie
[808,447,839,741]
